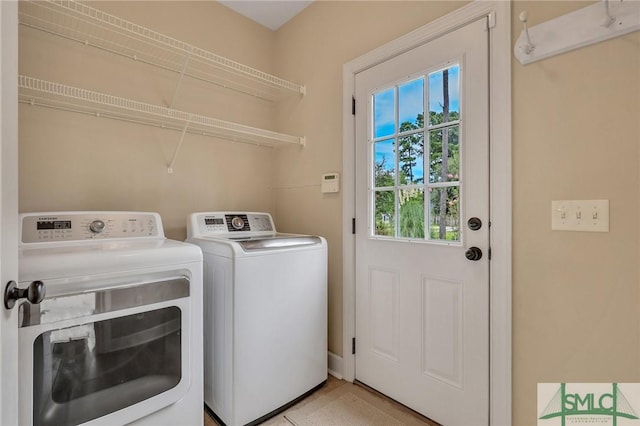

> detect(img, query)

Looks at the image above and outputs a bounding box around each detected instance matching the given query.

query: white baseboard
[328,351,344,380]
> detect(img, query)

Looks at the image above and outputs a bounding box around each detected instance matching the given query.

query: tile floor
[204,375,437,425]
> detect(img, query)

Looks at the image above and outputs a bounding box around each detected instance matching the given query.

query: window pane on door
[428,65,460,126]
[428,126,459,184]
[399,78,424,130]
[398,133,424,185]
[374,190,395,237]
[374,88,395,138]
[429,186,460,241]
[374,139,396,187]
[399,188,425,238]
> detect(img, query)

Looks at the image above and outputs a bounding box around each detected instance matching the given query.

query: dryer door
[19,276,192,426]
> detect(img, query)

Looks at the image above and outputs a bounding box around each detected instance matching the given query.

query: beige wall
[511,2,640,424]
[19,1,279,240]
[18,1,640,425]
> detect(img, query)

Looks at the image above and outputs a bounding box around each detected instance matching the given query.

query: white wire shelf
[19,0,306,101]
[19,76,306,152]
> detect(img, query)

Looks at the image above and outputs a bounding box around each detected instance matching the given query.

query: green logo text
[539,383,639,426]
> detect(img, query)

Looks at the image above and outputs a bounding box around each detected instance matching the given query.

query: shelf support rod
[170,49,192,108]
[167,118,190,174]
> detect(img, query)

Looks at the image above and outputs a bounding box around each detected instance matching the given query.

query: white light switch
[551,200,609,232]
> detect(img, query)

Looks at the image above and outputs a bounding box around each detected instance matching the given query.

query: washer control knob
[89,219,106,234]
[231,216,245,230]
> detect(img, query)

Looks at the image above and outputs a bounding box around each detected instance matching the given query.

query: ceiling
[218,1,313,31]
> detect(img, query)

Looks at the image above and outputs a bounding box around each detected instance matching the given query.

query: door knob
[4,280,46,310]
[465,247,483,261]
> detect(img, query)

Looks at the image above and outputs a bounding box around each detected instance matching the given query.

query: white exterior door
[354,18,489,426]
[0,2,20,425]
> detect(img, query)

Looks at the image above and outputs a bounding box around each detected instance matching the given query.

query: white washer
[186,212,327,426]
[15,211,203,426]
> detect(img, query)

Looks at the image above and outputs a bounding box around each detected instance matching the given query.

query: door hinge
[352,218,356,234]
[487,11,496,29]
[352,96,356,115]
[352,337,356,355]
[488,247,492,260]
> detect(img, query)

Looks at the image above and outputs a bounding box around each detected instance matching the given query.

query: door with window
[354,18,489,426]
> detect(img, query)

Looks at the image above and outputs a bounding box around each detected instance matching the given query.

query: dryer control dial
[89,220,106,234]
[231,216,245,230]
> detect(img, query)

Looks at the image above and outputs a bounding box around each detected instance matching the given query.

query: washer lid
[237,235,322,251]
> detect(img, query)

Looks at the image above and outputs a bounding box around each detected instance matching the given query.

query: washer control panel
[21,212,162,243]
[190,212,274,237]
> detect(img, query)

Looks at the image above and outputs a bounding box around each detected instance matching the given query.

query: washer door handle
[4,280,46,310]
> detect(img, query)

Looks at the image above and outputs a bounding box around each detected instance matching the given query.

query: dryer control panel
[20,212,163,243]
[188,212,275,238]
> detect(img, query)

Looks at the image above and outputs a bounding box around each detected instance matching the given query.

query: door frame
[0,1,20,425]
[341,2,512,425]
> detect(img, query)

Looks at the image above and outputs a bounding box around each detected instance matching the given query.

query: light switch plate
[551,200,609,232]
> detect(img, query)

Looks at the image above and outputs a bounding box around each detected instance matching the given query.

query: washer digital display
[37,220,72,230]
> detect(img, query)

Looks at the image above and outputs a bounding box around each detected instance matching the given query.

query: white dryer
[186,212,327,426]
[13,212,203,426]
